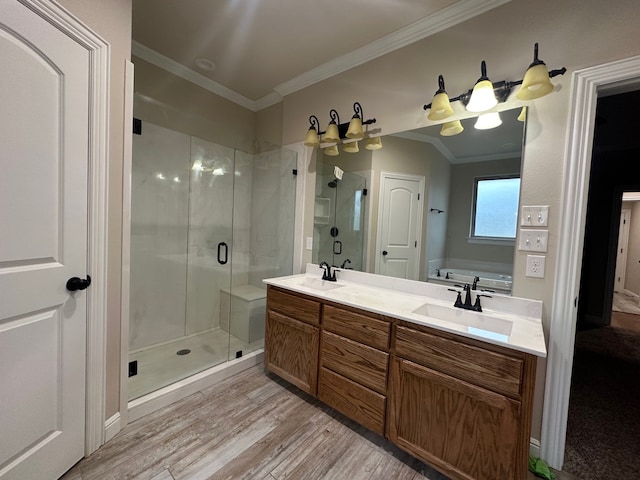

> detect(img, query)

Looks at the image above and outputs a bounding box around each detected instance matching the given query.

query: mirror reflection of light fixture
[365,136,383,150]
[323,144,339,156]
[440,120,464,136]
[427,75,454,120]
[343,141,359,153]
[304,102,380,156]
[474,112,503,130]
[423,43,566,117]
[517,106,527,122]
[517,43,554,100]
[466,61,498,112]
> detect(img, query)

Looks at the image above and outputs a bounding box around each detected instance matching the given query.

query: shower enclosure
[312,160,367,271]
[129,120,296,400]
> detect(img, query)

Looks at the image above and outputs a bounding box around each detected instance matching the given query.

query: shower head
[328,179,338,188]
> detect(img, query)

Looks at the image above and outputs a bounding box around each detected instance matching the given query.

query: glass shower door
[185,137,234,365]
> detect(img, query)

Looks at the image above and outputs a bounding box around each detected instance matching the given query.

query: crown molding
[132,41,262,111]
[133,0,511,111]
[272,0,511,98]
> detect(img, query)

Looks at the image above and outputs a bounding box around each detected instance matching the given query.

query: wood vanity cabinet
[264,287,537,480]
[318,304,391,435]
[264,286,321,395]
[387,321,537,480]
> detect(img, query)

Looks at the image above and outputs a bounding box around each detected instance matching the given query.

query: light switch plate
[305,237,313,250]
[526,255,546,278]
[520,205,549,227]
[518,229,548,252]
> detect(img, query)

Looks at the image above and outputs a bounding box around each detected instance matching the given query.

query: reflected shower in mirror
[313,107,525,294]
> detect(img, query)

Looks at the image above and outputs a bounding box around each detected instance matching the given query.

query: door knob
[382,250,388,256]
[67,275,91,292]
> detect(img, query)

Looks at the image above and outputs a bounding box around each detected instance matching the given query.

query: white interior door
[0,2,89,479]
[376,173,424,280]
[614,209,631,293]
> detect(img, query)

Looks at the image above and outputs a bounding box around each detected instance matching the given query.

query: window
[471,175,520,242]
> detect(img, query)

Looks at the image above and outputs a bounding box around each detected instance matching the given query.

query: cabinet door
[388,358,522,480]
[265,310,319,395]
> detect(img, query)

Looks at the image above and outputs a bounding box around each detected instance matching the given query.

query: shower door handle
[217,242,228,265]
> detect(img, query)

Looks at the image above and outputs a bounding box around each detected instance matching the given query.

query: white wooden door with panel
[375,173,424,280]
[0,2,90,479]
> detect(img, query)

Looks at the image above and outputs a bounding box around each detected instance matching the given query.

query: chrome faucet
[319,261,337,282]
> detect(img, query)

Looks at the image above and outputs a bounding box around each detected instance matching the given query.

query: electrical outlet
[526,254,546,278]
[306,237,313,250]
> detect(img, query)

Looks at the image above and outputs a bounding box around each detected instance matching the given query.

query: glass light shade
[466,80,498,112]
[440,120,464,137]
[346,116,364,139]
[428,92,454,120]
[365,136,383,150]
[516,64,554,100]
[323,121,340,143]
[343,141,359,153]
[323,144,339,156]
[474,112,502,130]
[303,127,320,147]
[517,106,527,122]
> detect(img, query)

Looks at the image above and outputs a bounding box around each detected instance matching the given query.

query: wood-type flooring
[62,364,575,480]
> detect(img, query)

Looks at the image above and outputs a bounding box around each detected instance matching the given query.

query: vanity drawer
[321,331,389,394]
[395,325,523,398]
[267,286,321,326]
[319,367,386,436]
[323,304,391,350]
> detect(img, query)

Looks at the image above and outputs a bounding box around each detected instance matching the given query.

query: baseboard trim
[104,412,121,443]
[127,351,264,423]
[530,437,541,458]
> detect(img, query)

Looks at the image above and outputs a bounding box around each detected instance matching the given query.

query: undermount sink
[297,277,345,291]
[412,302,513,341]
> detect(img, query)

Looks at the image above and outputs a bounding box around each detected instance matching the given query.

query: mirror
[312,107,525,294]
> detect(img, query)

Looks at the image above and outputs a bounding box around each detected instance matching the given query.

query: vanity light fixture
[427,75,454,120]
[304,102,380,155]
[466,61,498,113]
[423,43,566,126]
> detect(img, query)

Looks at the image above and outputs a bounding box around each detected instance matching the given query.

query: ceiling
[131,0,511,111]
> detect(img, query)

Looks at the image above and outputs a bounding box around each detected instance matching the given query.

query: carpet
[563,324,640,479]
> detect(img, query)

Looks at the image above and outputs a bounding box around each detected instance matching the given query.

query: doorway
[563,91,640,479]
[375,172,424,280]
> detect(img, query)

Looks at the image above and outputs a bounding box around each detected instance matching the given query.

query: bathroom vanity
[264,265,546,480]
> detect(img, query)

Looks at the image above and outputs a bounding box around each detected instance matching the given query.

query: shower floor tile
[128,328,263,400]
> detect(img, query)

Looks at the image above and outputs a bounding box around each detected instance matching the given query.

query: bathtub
[428,268,512,294]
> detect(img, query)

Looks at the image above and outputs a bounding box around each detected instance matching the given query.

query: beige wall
[56,0,132,418]
[446,157,521,266]
[132,57,256,151]
[284,0,640,440]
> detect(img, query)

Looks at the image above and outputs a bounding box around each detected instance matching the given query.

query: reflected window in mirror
[470,175,520,243]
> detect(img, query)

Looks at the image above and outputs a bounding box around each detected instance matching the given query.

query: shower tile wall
[130,124,190,350]
[248,148,296,286]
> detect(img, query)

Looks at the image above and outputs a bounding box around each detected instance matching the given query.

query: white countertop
[264,264,547,358]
